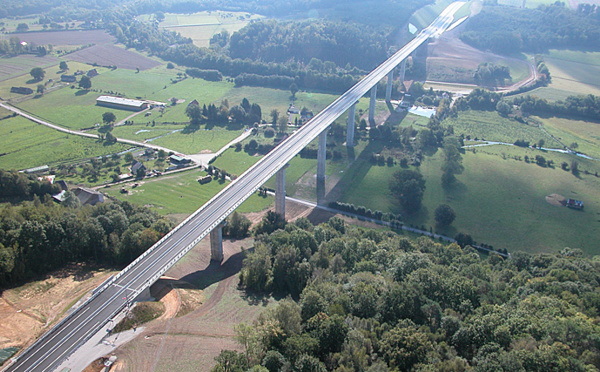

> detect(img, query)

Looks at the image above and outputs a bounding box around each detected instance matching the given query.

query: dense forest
[460,3,600,54]
[213,216,600,371]
[0,171,174,287]
[228,20,387,70]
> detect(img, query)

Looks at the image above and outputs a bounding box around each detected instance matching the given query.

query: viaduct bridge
[4,3,466,371]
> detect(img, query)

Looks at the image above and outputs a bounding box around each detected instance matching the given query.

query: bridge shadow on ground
[178,248,246,290]
[323,140,385,206]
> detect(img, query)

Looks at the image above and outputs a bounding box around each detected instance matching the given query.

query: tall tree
[185,102,202,126]
[389,170,426,213]
[79,75,92,90]
[102,112,116,125]
[30,67,45,81]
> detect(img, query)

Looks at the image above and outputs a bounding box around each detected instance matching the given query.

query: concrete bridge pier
[210,221,227,262]
[317,128,328,182]
[135,286,154,302]
[275,164,289,218]
[400,59,407,85]
[316,128,328,203]
[369,85,377,127]
[346,102,356,147]
[386,70,394,103]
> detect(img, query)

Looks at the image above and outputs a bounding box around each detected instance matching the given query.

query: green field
[543,50,600,98]
[444,110,560,146]
[141,11,263,48]
[338,144,600,254]
[103,168,273,215]
[498,0,564,8]
[541,116,600,159]
[110,124,243,154]
[212,147,262,177]
[0,116,129,170]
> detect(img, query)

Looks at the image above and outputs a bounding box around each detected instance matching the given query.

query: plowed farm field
[12,30,114,45]
[67,44,161,70]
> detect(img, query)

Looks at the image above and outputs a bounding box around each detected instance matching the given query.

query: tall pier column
[369,85,378,127]
[400,59,407,84]
[210,221,226,262]
[317,128,328,204]
[317,128,328,182]
[275,164,288,218]
[346,103,356,147]
[386,70,394,103]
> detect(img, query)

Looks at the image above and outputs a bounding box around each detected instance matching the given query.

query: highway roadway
[3,3,466,371]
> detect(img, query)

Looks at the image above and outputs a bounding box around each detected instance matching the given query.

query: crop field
[103,168,273,215]
[427,36,531,86]
[514,87,577,102]
[542,50,600,97]
[152,11,263,48]
[443,110,560,146]
[338,144,600,254]
[541,116,600,159]
[11,30,114,46]
[68,45,161,70]
[0,115,129,170]
[0,54,59,81]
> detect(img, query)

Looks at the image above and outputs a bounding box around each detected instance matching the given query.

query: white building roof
[97,95,147,108]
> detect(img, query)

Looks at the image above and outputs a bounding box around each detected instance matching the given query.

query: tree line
[0,193,173,288]
[460,3,600,54]
[229,20,387,71]
[215,216,600,371]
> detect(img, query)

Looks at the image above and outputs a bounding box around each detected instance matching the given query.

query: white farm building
[96,95,149,111]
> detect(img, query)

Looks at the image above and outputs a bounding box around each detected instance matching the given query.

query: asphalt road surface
[3,3,465,371]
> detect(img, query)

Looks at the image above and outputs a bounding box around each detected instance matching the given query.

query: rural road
[0,101,175,154]
[0,100,251,168]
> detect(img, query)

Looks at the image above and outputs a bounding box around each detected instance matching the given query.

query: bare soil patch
[68,44,161,70]
[0,265,115,350]
[546,193,567,207]
[111,236,271,371]
[12,30,114,46]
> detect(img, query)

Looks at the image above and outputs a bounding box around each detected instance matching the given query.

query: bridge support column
[210,221,226,262]
[400,59,407,85]
[369,85,377,127]
[275,164,288,218]
[386,70,394,103]
[317,128,328,182]
[135,286,154,302]
[346,102,356,147]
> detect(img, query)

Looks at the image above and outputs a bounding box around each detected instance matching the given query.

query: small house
[61,75,77,83]
[73,187,104,206]
[131,160,146,176]
[287,104,299,114]
[169,154,191,165]
[11,86,33,95]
